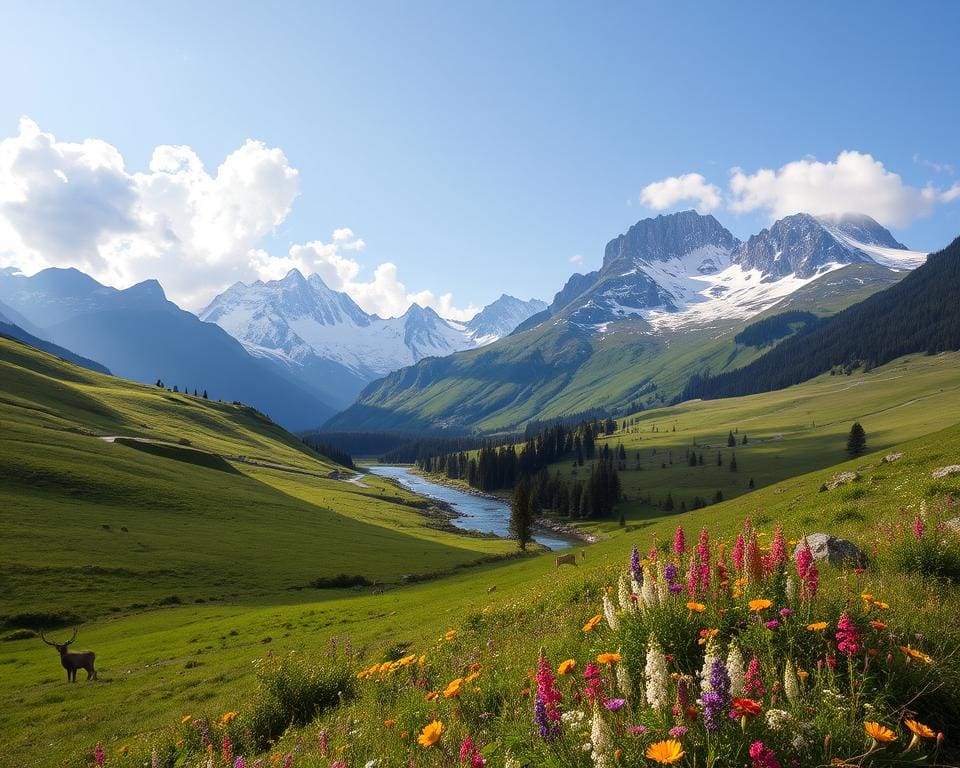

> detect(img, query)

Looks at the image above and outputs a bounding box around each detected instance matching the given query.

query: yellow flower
[220,711,238,725]
[871,600,890,610]
[180,715,192,724]
[645,738,686,764]
[444,630,457,641]
[596,652,622,665]
[904,719,935,739]
[900,645,934,664]
[861,593,874,601]
[865,721,896,743]
[582,614,603,632]
[443,677,463,698]
[686,601,706,613]
[464,671,480,683]
[748,599,772,612]
[557,659,577,675]
[418,719,444,748]
[806,621,828,631]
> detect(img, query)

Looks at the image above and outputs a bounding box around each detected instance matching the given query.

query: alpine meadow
[3,4,960,768]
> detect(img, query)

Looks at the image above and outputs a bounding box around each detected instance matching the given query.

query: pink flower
[604,698,625,710]
[770,523,787,568]
[673,526,686,555]
[733,533,746,574]
[913,516,925,539]
[94,743,105,768]
[749,741,782,768]
[796,539,819,600]
[835,612,862,656]
[744,657,765,697]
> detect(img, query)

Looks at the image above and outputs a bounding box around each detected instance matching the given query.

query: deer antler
[64,627,78,646]
[39,629,57,646]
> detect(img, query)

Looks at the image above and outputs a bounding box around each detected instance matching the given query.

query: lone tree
[510,476,534,551]
[847,422,867,456]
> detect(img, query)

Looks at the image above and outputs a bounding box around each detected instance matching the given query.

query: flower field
[93,496,960,768]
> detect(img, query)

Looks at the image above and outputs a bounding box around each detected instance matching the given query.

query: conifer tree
[730,452,738,472]
[510,476,533,551]
[846,422,867,456]
[728,430,736,447]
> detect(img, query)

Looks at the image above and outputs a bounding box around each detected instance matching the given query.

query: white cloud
[728,151,944,228]
[0,118,476,318]
[941,182,960,204]
[913,153,954,175]
[640,172,721,213]
[569,254,583,266]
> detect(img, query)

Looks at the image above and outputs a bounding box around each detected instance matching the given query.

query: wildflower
[590,704,615,768]
[905,719,935,749]
[796,539,819,600]
[94,743,105,767]
[748,741,782,768]
[668,725,689,739]
[749,598,772,612]
[641,567,658,607]
[698,627,718,645]
[764,709,793,731]
[733,533,746,574]
[702,658,731,733]
[836,613,862,656]
[697,528,711,591]
[913,515,925,539]
[603,592,620,631]
[317,729,329,757]
[806,621,828,631]
[865,721,896,745]
[664,561,680,590]
[733,698,762,717]
[597,652,622,665]
[744,657,765,697]
[770,523,787,567]
[180,715,192,724]
[783,660,800,704]
[417,720,444,748]
[222,735,233,766]
[627,725,647,735]
[535,649,562,740]
[383,719,396,728]
[584,662,604,703]
[604,698,625,710]
[424,690,438,701]
[870,620,888,630]
[727,641,746,697]
[464,671,480,683]
[445,630,457,640]
[673,526,686,554]
[583,614,603,633]
[233,759,246,768]
[220,711,238,726]
[615,662,632,698]
[900,645,934,664]
[630,544,643,584]
[617,574,633,613]
[444,677,463,698]
[785,575,795,602]
[686,601,706,613]
[644,637,670,711]
[558,658,577,675]
[645,739,685,765]
[764,620,780,630]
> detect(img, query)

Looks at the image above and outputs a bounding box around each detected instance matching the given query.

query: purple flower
[604,698,625,710]
[630,544,643,584]
[779,608,793,618]
[664,562,679,584]
[234,758,247,768]
[668,725,689,738]
[627,725,647,735]
[764,620,780,630]
[703,658,731,733]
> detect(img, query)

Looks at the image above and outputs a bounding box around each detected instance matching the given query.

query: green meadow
[3,337,960,766]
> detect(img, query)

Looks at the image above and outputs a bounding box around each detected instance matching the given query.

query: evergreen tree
[202,390,208,399]
[510,477,534,551]
[847,422,867,456]
[730,452,738,472]
[713,489,724,504]
[172,385,179,393]
[748,477,755,489]
[688,452,697,467]
[156,379,163,388]
[717,451,722,466]
[727,430,736,447]
[742,434,748,445]
[698,452,704,466]
[664,491,674,511]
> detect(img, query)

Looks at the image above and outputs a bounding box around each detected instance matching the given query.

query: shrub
[308,574,372,589]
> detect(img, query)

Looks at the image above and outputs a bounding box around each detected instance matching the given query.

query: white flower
[602,593,620,631]
[765,708,794,731]
[618,574,632,613]
[640,567,658,608]
[364,761,379,768]
[783,659,800,705]
[644,636,670,711]
[726,640,746,697]
[616,659,633,698]
[590,704,614,768]
[785,575,795,603]
[504,755,521,768]
[699,635,718,693]
[791,733,808,751]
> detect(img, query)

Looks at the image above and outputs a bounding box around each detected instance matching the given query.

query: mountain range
[328,210,927,433]
[198,270,545,409]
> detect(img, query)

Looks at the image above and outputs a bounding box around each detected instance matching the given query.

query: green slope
[0,337,517,627]
[329,263,904,433]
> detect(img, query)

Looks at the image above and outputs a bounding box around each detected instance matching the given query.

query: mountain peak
[602,209,739,268]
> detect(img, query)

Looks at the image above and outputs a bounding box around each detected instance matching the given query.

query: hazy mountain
[0,268,335,430]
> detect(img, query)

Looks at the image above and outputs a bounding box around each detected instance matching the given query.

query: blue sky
[1,1,958,315]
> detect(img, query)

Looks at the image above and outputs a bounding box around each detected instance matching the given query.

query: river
[367,465,575,550]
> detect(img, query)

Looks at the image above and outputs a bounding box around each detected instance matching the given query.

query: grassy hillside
[329,264,905,433]
[0,336,518,629]
[3,399,960,766]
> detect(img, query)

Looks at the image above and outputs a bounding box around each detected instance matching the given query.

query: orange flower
[444,630,457,641]
[861,593,874,601]
[417,719,444,748]
[869,620,888,630]
[645,739,685,764]
[424,691,438,701]
[732,698,762,717]
[583,614,603,633]
[219,711,238,725]
[443,677,463,698]
[697,628,719,645]
[686,601,706,613]
[871,600,890,610]
[464,671,480,683]
[865,721,896,743]
[748,599,772,612]
[900,645,934,664]
[796,669,809,681]
[180,715,192,724]
[905,719,935,739]
[557,659,577,675]
[383,719,397,728]
[597,652,622,665]
[806,621,828,631]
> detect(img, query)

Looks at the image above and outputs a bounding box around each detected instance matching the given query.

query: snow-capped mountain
[541,210,926,332]
[464,294,547,344]
[200,270,545,397]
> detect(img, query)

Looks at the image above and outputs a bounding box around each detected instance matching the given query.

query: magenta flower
[733,533,746,574]
[913,516,925,539]
[744,657,765,697]
[94,743,105,768]
[668,725,689,738]
[749,740,782,768]
[604,698,625,710]
[673,526,686,555]
[836,612,862,656]
[627,725,648,735]
[764,620,780,630]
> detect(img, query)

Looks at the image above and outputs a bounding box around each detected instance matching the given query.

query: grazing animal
[40,628,96,682]
[555,553,577,568]
[486,585,497,593]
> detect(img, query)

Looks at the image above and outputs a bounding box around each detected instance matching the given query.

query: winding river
[368,465,574,550]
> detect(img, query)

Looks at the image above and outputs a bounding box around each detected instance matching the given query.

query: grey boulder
[794,533,867,568]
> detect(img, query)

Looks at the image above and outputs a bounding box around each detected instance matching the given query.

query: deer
[40,628,97,682]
